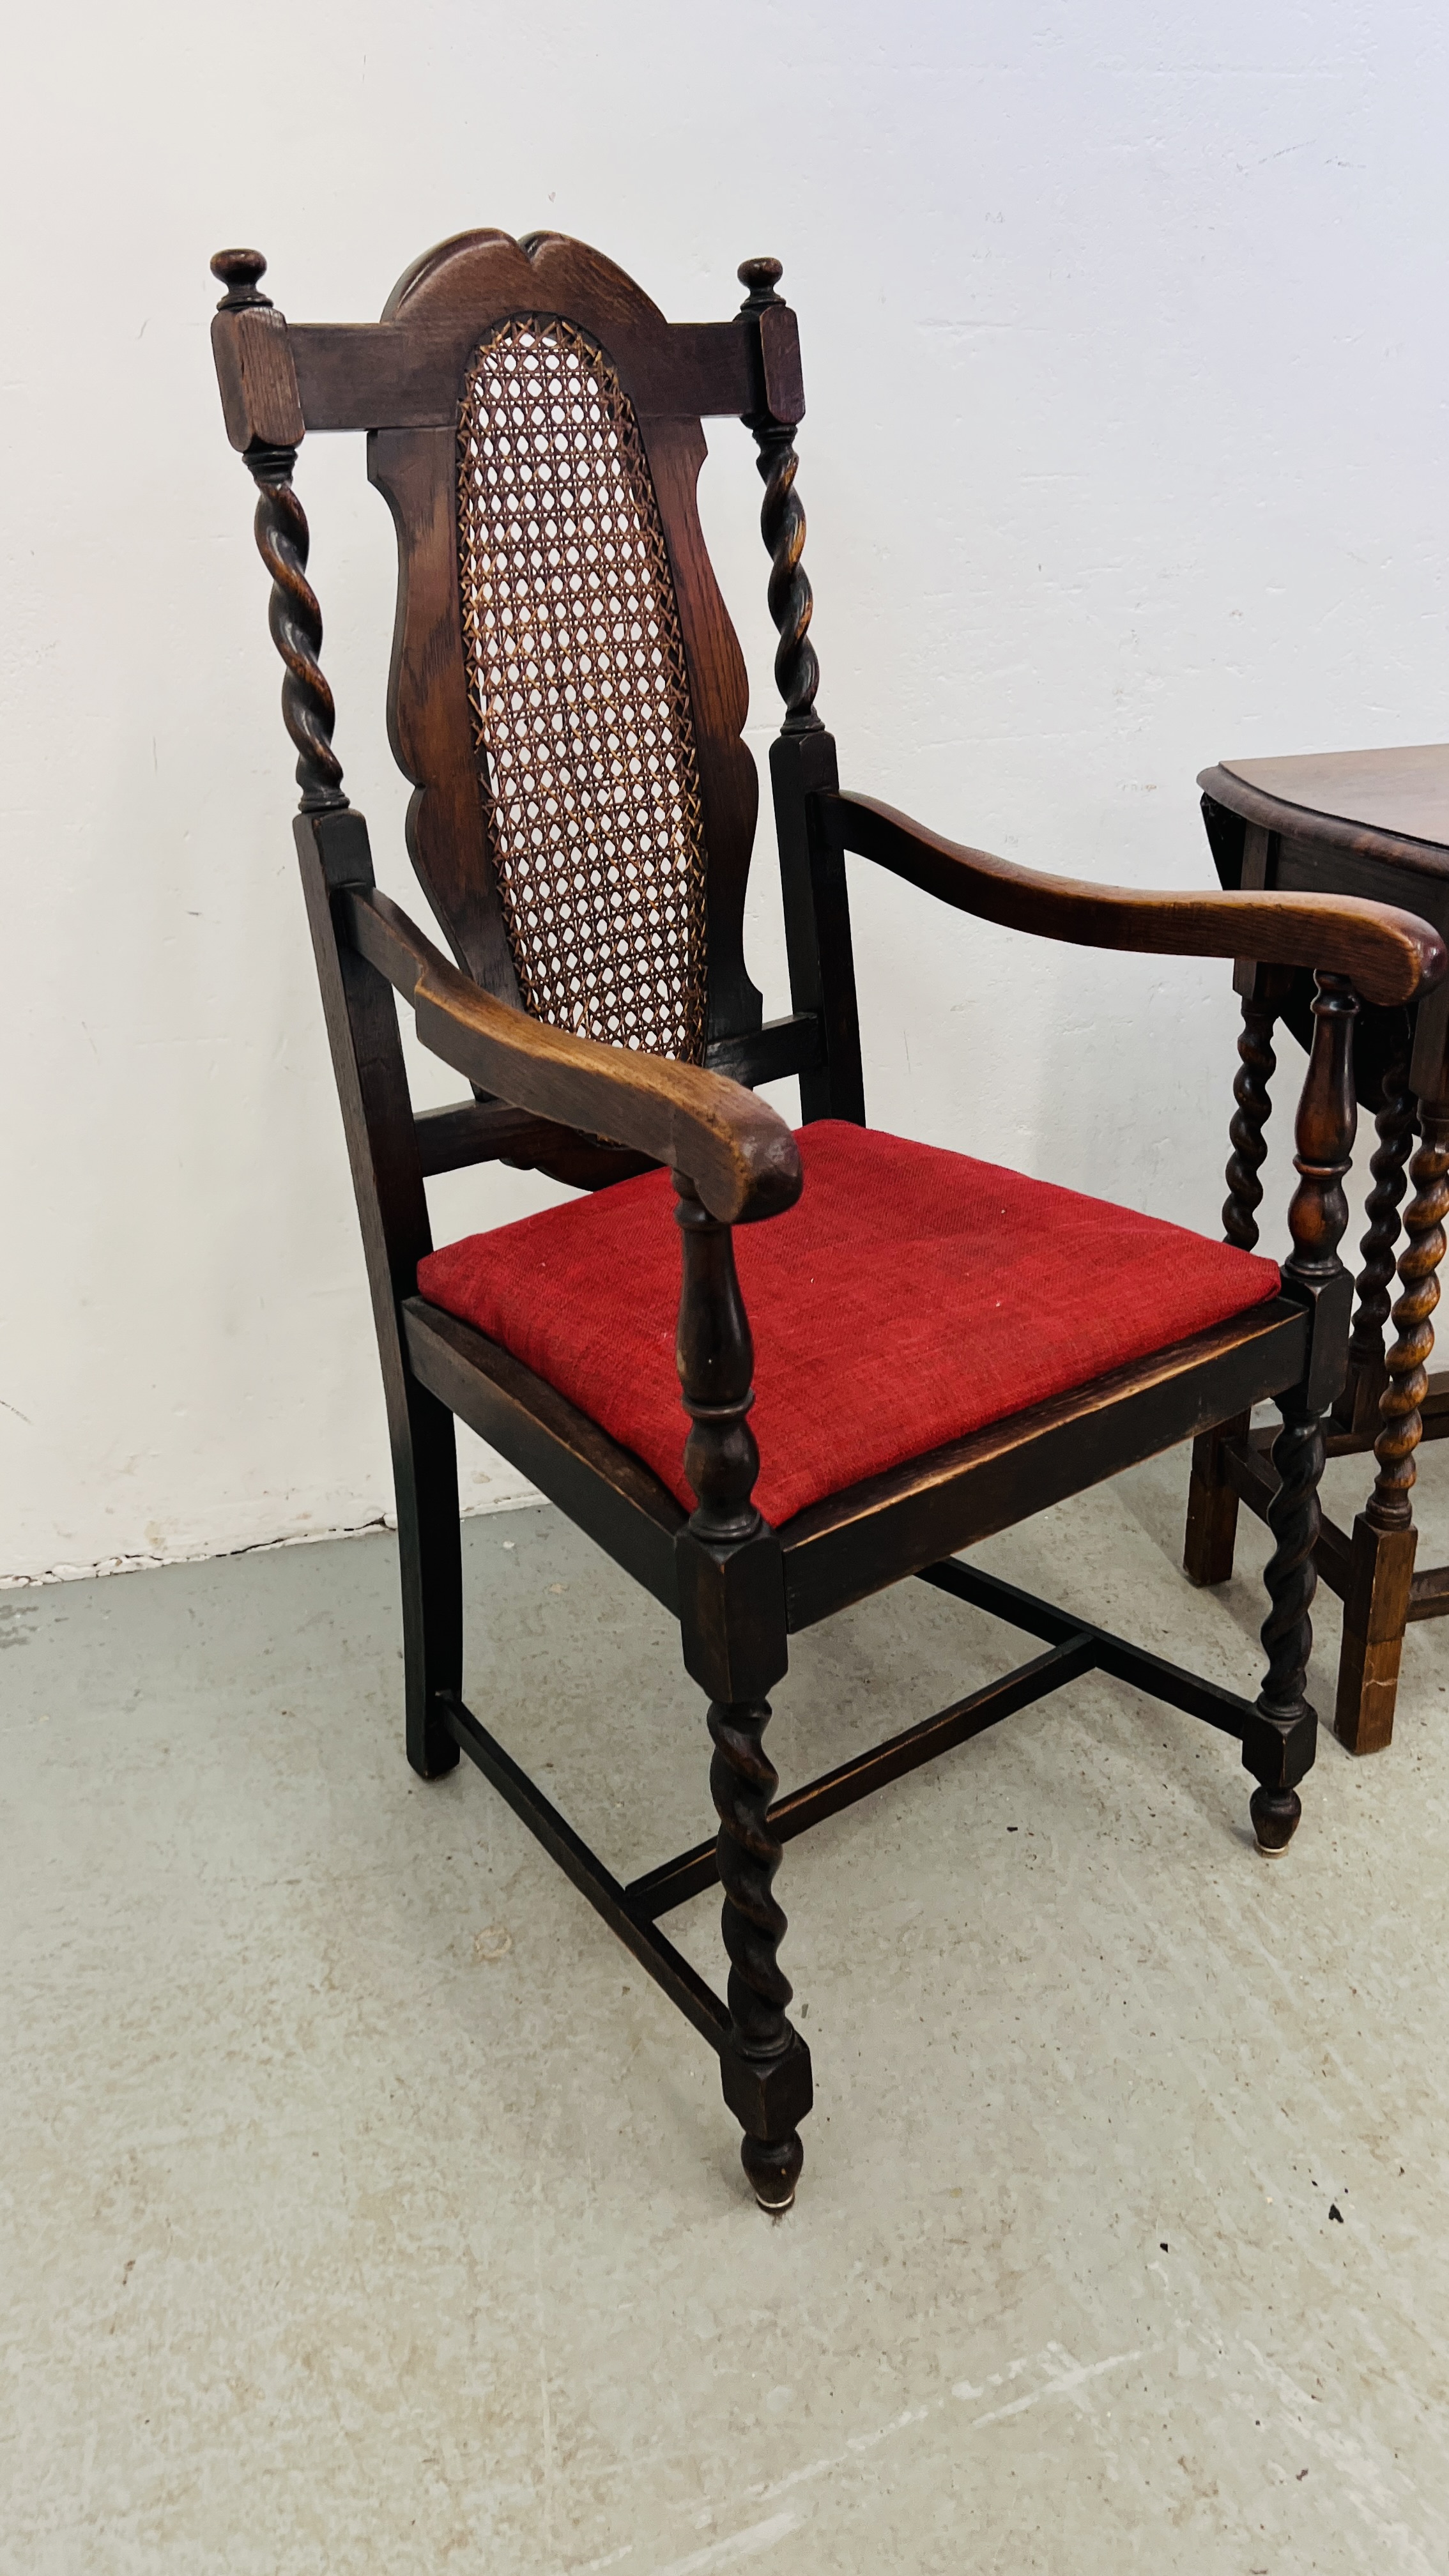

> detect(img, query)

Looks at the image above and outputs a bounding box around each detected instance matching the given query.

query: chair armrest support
[339,887,802,1225]
[825,791,1446,1008]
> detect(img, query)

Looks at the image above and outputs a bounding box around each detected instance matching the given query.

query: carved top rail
[211,241,804,450]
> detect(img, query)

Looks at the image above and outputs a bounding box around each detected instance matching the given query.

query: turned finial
[738,256,784,308]
[211,248,272,310]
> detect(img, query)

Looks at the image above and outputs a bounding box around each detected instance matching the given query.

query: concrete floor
[5,1442,1449,2574]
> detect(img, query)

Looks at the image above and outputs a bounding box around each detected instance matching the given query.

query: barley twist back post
[210,250,348,816]
[1223,990,1281,1249]
[1344,1054,1416,1403]
[739,258,820,735]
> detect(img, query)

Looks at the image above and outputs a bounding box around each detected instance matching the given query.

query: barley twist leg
[709,1696,802,2210]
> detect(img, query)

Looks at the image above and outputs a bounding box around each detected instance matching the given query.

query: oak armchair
[210,231,1445,2211]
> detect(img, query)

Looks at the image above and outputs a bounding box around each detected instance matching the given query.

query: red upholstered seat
[417,1123,1280,1528]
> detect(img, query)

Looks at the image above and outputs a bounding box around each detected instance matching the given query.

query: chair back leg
[394,1379,464,1779]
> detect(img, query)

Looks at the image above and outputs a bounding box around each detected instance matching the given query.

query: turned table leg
[1184,977,1284,1588]
[1335,1100,1449,1752]
[1336,1050,1414,1436]
[1248,971,1356,1851]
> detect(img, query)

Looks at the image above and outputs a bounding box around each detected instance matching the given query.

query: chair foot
[1250,1784,1302,1854]
[743,2129,804,2211]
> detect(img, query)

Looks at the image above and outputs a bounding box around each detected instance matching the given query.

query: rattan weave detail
[457,316,709,1062]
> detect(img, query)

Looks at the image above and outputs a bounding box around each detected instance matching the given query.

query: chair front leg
[1249,970,1357,1852]
[708,1695,804,2209]
[673,1176,812,2211]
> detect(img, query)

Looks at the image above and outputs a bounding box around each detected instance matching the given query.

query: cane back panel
[456,315,709,1061]
[367,232,765,1050]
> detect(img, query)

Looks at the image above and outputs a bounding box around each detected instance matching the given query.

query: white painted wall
[3,2,1446,1581]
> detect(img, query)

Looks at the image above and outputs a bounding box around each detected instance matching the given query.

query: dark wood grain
[828,792,1447,1006]
[211,304,305,452]
[740,259,820,735]
[1408,1561,1449,1617]
[627,1636,1096,1919]
[210,251,306,450]
[370,230,768,1049]
[411,1018,826,1181]
[707,1689,808,2212]
[342,885,802,1224]
[288,315,762,430]
[1221,745,1449,855]
[1335,1512,1419,1756]
[1219,1432,1354,1598]
[412,1096,656,1187]
[736,258,864,1123]
[233,426,348,815]
[673,1179,764,1546]
[704,1013,825,1090]
[294,808,463,1781]
[919,1558,1315,1792]
[1343,1045,1415,1404]
[212,226,1393,2212]
[1245,970,1357,1852]
[1189,747,1449,1758]
[402,1298,686,1612]
[1201,759,1449,885]
[438,1691,733,2048]
[1367,1104,1449,1531]
[1222,982,1285,1249]
[368,423,518,997]
[770,729,866,1124]
[1183,1411,1250,1590]
[781,1303,1308,1632]
[672,1160,809,2211]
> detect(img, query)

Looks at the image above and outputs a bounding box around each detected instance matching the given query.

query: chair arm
[825,792,1446,1008]
[340,887,802,1225]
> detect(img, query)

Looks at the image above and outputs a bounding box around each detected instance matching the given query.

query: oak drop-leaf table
[1190,744,1449,1753]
